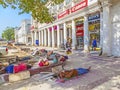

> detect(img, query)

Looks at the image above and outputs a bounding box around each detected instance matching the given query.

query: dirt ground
[0,50,120,90]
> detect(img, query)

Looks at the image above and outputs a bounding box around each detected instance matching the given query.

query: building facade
[15,19,31,44]
[31,0,120,56]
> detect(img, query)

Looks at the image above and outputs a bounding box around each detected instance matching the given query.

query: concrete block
[29,68,40,76]
[9,71,30,82]
[0,75,5,84]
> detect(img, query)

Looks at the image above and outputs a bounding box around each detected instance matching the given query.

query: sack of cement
[9,71,30,82]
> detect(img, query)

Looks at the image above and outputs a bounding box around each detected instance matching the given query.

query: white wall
[88,0,98,6]
[111,1,120,56]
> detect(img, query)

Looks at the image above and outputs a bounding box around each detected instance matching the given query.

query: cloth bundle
[5,63,27,73]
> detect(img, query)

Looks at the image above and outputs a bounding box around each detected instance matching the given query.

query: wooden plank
[0,55,17,64]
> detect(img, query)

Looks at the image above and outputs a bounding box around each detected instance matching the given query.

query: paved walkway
[0,47,120,90]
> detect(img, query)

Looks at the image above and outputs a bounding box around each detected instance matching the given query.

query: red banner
[58,9,70,19]
[76,30,84,36]
[76,24,84,31]
[53,25,57,30]
[49,27,52,31]
[71,0,87,13]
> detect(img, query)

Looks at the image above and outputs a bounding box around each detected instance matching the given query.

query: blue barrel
[5,65,14,73]
[36,40,39,45]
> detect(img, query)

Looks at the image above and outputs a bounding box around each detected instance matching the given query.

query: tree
[0,0,64,23]
[2,27,15,41]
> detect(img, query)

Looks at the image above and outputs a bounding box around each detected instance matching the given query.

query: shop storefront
[75,18,84,49]
[88,13,100,49]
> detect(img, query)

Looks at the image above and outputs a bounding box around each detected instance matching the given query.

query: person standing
[92,38,97,51]
[66,41,72,54]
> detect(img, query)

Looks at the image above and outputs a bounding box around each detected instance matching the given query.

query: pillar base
[44,45,47,47]
[52,45,55,48]
[101,53,112,57]
[83,49,90,53]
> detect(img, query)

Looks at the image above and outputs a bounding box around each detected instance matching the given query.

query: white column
[48,28,51,47]
[44,29,47,46]
[84,15,89,52]
[33,32,35,45]
[41,30,44,46]
[37,32,39,40]
[57,25,60,48]
[46,30,48,46]
[34,31,37,45]
[60,30,62,44]
[100,12,103,48]
[102,5,112,56]
[31,32,34,45]
[72,20,76,49]
[63,1,66,11]
[63,23,67,44]
[25,36,27,44]
[40,31,42,46]
[39,31,41,46]
[52,27,55,47]
[72,0,75,7]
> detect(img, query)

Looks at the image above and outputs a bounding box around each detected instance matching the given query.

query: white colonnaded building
[31,0,120,56]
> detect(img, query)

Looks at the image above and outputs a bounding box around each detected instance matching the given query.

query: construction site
[0,42,119,90]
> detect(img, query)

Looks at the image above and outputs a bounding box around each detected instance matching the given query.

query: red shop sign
[76,30,84,36]
[58,9,70,19]
[76,24,84,31]
[71,0,87,13]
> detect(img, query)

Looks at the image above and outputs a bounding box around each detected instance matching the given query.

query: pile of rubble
[0,48,68,84]
[7,43,17,49]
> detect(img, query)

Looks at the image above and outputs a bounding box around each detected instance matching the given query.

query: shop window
[59,3,64,10]
[88,13,100,48]
[75,18,84,49]
[53,5,57,12]
[65,0,72,5]
[89,20,100,32]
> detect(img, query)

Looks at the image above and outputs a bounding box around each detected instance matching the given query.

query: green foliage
[0,0,64,23]
[2,27,15,41]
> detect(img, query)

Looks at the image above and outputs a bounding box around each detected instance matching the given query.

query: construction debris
[0,48,68,84]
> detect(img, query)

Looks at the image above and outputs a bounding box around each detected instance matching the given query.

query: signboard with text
[76,30,84,36]
[76,24,84,37]
[58,9,70,19]
[71,0,87,13]
[58,0,97,19]
[88,13,100,21]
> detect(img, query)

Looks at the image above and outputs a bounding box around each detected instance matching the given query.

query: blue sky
[0,6,31,37]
